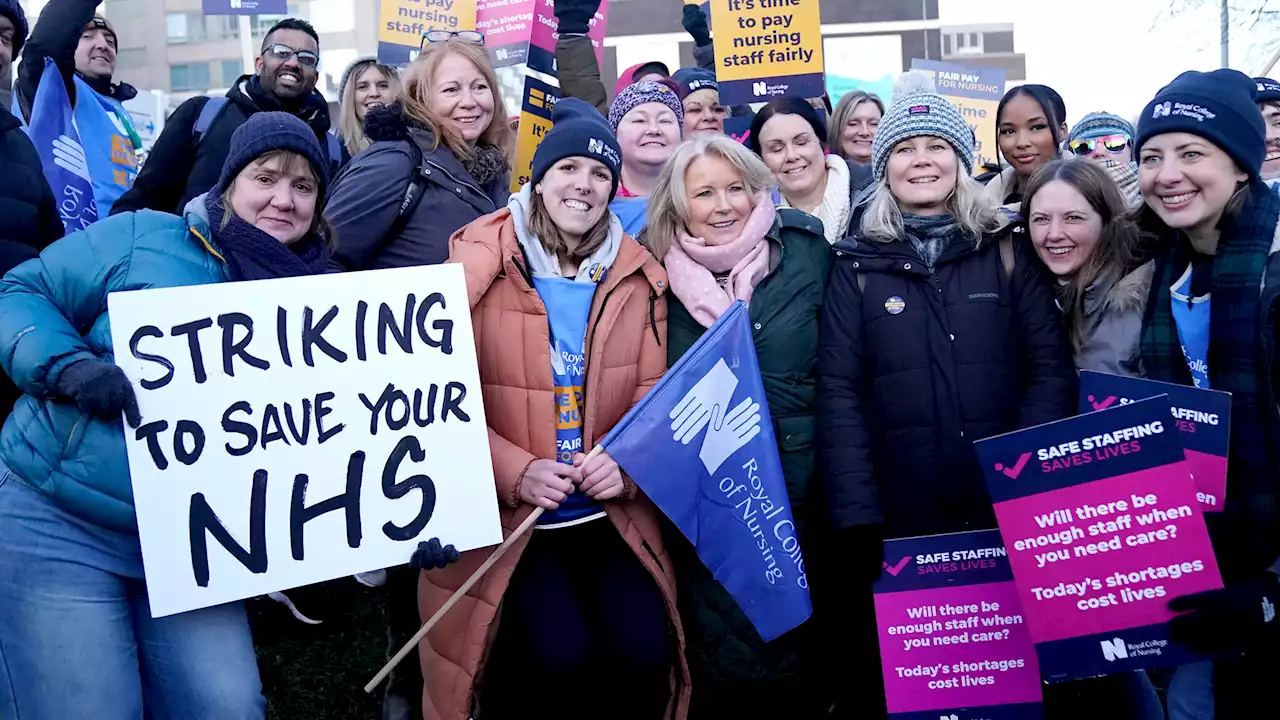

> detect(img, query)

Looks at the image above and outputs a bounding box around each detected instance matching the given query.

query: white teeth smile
[785,167,807,175]
[1267,149,1280,161]
[1161,191,1198,206]
[1048,247,1073,255]
[564,199,591,212]
[711,220,735,228]
[908,177,938,184]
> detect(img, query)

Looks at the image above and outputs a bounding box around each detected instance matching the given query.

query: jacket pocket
[775,415,815,452]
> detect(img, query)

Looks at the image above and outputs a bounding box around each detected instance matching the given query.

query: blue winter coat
[0,206,228,533]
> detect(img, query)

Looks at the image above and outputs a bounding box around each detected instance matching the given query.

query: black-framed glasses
[264,43,319,69]
[420,30,485,49]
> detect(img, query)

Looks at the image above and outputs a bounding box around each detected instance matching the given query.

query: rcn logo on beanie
[1150,101,1216,123]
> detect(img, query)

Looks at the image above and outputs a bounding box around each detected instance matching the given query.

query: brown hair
[219,150,336,250]
[400,39,513,163]
[1024,159,1141,352]
[827,90,885,155]
[527,191,612,264]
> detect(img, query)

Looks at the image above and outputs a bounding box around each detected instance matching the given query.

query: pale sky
[939,0,1280,128]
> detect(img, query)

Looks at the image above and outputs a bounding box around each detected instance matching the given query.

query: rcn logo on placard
[1101,637,1128,661]
[669,358,762,474]
[753,81,768,97]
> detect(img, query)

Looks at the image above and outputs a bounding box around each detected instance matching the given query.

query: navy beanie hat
[531,97,623,200]
[214,112,331,198]
[0,0,29,58]
[1254,77,1280,105]
[672,67,718,97]
[1136,69,1266,179]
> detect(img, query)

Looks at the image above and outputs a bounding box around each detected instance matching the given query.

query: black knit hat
[0,0,29,59]
[531,98,623,200]
[214,112,331,198]
[1254,77,1280,105]
[1136,69,1266,180]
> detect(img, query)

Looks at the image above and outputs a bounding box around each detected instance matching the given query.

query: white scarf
[507,185,623,282]
[781,155,852,245]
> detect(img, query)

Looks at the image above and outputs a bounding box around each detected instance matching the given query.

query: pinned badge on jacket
[885,296,905,315]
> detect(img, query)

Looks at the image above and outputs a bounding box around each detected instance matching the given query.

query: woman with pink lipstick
[1024,159,1150,376]
[985,84,1068,212]
[1133,68,1280,718]
[335,57,401,157]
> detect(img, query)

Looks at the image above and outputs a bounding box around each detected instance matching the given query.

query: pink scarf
[664,192,776,327]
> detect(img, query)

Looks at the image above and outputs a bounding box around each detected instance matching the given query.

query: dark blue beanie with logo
[531,97,623,200]
[1136,69,1265,179]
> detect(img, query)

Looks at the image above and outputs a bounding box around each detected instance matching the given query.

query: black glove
[553,0,601,36]
[682,4,712,46]
[55,359,141,428]
[1168,573,1280,654]
[410,537,460,571]
[838,524,885,583]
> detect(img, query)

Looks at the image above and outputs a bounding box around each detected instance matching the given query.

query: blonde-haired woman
[828,90,884,166]
[335,57,402,157]
[325,35,512,271]
[646,134,835,717]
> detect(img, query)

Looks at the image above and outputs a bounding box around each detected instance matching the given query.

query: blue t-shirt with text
[1171,264,1211,389]
[531,276,606,528]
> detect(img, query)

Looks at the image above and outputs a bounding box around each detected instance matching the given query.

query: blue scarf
[205,198,330,282]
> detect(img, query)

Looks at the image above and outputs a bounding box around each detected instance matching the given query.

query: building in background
[939,23,1026,82]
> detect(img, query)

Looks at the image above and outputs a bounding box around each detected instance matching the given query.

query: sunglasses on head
[264,43,319,68]
[420,30,485,49]
[1068,134,1129,156]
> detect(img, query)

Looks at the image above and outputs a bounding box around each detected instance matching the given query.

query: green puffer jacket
[664,208,833,707]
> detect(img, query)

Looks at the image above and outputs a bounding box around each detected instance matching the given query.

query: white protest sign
[108,265,501,618]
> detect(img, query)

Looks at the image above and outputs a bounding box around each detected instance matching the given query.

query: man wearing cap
[15,0,140,217]
[1254,77,1280,181]
[112,18,340,217]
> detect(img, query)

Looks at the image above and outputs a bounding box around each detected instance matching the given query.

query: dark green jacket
[665,208,833,703]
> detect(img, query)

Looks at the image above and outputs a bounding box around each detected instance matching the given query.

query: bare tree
[1157,0,1280,72]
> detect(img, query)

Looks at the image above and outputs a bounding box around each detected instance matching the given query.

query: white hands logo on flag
[669,358,762,474]
[52,134,91,183]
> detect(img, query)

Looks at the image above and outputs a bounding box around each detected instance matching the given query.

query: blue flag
[601,301,811,641]
[26,59,99,232]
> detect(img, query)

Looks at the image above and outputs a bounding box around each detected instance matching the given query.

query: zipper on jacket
[426,159,489,204]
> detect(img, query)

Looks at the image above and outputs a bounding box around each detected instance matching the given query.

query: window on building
[171,63,212,92]
[115,48,149,70]
[969,33,980,48]
[222,60,247,86]
[166,13,189,43]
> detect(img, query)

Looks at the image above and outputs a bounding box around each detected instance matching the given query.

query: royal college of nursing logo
[669,359,762,475]
[587,138,620,167]
[753,81,768,97]
[1153,101,1172,118]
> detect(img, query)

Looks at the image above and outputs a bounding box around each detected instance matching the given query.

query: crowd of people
[1,0,1279,719]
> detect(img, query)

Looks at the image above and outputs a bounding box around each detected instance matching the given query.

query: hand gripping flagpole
[364,444,606,693]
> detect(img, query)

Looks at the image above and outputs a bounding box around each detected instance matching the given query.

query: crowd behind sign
[108,265,502,618]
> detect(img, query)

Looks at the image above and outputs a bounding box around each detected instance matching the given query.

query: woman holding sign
[644,134,833,717]
[426,97,688,720]
[0,113,337,720]
[1131,69,1280,718]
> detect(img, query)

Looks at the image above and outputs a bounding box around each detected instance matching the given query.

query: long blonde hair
[401,39,513,162]
[859,161,998,244]
[645,134,776,259]
[338,60,402,156]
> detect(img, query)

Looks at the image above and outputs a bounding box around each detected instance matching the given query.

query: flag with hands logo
[600,302,811,642]
[25,59,98,232]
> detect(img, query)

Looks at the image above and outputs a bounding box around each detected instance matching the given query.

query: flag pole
[363,444,606,693]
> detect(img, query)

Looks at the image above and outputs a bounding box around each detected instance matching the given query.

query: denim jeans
[0,460,265,720]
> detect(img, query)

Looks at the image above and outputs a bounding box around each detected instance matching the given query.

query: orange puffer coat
[417,208,690,720]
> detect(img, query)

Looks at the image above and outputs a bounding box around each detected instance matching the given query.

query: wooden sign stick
[364,445,605,693]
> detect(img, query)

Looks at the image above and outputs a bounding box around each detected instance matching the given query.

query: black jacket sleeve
[817,257,883,530]
[324,142,419,271]
[555,35,609,116]
[110,97,207,216]
[16,0,100,119]
[36,175,63,248]
[1008,236,1077,428]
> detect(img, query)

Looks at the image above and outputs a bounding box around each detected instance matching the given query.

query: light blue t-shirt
[531,276,606,528]
[609,196,649,237]
[1170,263,1211,389]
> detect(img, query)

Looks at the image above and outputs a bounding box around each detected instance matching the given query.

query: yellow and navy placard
[378,0,478,65]
[709,0,825,106]
[911,59,1006,175]
[511,74,560,193]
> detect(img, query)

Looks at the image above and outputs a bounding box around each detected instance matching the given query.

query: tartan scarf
[1140,183,1280,570]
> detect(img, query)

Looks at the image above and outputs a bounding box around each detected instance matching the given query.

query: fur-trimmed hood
[1086,262,1154,318]
[363,100,418,144]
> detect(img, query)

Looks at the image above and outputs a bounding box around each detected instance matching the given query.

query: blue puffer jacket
[0,204,228,533]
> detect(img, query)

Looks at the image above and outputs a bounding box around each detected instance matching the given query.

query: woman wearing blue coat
[0,113,332,720]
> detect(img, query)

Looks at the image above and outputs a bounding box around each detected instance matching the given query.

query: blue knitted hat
[0,0,29,58]
[1136,69,1265,180]
[871,92,975,181]
[608,80,685,134]
[1254,77,1280,105]
[1068,111,1137,145]
[532,98,623,200]
[214,112,331,198]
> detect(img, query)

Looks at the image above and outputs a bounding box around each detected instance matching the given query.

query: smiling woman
[336,57,402,157]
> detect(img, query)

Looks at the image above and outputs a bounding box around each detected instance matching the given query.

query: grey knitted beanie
[871,92,975,181]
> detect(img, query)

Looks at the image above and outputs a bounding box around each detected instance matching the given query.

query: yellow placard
[379,0,479,47]
[511,75,560,193]
[709,0,824,84]
[911,59,1007,175]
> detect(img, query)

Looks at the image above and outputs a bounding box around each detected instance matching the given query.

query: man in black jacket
[0,0,62,420]
[111,18,341,216]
